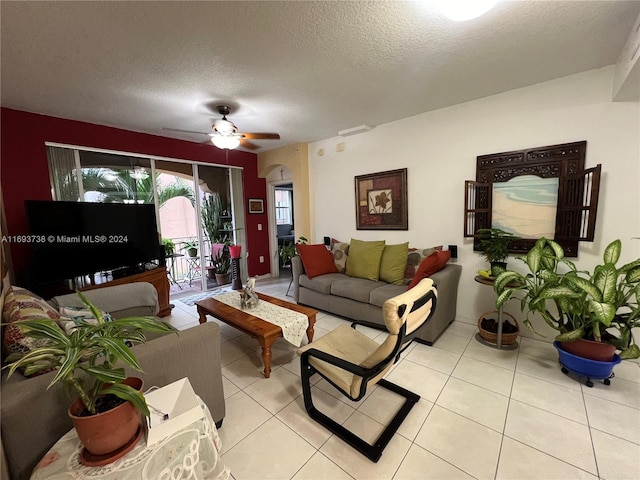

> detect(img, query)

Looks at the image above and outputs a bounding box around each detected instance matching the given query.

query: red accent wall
[0,108,271,283]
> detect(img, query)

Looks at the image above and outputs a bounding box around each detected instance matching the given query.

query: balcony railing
[165,236,216,286]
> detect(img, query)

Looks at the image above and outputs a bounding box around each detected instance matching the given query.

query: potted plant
[162,238,175,256]
[181,239,198,257]
[2,291,172,462]
[494,238,640,381]
[279,236,308,267]
[476,228,519,276]
[201,193,228,245]
[211,250,231,285]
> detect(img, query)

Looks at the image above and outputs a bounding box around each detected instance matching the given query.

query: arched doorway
[266,165,294,278]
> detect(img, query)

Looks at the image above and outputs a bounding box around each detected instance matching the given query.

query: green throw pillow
[379,242,409,285]
[345,239,386,281]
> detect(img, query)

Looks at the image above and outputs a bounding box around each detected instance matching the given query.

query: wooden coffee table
[196,292,317,378]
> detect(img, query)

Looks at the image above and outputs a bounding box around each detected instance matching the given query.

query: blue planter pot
[553,341,621,387]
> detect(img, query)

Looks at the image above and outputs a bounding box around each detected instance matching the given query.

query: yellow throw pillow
[345,239,386,281]
[379,242,409,285]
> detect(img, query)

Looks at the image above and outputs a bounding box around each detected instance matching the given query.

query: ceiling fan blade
[240,139,260,150]
[239,132,280,140]
[163,127,209,136]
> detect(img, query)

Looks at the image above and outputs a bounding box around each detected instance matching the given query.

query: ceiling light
[434,0,497,22]
[129,166,149,180]
[213,118,237,136]
[102,169,118,181]
[211,135,240,150]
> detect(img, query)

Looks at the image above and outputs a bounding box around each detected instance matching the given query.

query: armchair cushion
[298,324,390,397]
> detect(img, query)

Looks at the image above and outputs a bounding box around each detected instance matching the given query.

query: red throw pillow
[297,244,339,279]
[407,250,451,289]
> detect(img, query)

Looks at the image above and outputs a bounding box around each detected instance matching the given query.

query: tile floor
[166,277,640,480]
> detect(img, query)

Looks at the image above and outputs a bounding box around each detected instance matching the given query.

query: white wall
[308,66,640,335]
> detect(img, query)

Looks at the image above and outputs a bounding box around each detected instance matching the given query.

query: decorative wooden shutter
[463,181,491,237]
[556,164,601,242]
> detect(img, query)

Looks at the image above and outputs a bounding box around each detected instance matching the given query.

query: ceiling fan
[166,105,280,150]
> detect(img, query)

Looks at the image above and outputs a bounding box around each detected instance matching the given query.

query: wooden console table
[81,267,171,317]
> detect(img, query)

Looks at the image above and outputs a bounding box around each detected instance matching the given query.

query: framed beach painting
[491,175,559,239]
[463,141,601,257]
[355,168,408,230]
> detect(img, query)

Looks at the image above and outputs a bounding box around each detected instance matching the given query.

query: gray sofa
[1,282,225,480]
[292,256,462,345]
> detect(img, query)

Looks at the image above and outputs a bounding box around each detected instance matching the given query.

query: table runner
[214,291,308,347]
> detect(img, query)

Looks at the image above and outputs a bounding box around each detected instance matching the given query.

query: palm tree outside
[81,169,194,208]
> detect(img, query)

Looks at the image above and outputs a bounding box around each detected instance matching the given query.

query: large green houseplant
[3,291,172,456]
[201,193,228,245]
[494,238,640,360]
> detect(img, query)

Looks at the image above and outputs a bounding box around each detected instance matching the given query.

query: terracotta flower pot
[68,377,143,457]
[559,339,616,362]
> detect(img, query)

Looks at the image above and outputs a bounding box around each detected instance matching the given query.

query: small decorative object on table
[240,277,260,309]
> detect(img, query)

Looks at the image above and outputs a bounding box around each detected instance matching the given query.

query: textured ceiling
[1,1,638,152]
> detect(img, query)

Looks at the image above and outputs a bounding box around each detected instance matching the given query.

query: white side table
[30,397,230,480]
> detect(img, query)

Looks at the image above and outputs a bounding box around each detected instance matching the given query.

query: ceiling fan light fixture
[129,166,149,180]
[214,118,237,136]
[212,135,240,150]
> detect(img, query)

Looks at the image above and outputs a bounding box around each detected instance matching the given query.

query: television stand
[111,264,146,280]
[81,266,171,317]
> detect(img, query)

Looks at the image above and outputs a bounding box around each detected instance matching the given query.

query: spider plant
[3,291,172,415]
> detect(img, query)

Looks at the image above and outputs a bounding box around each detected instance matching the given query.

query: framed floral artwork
[355,168,408,230]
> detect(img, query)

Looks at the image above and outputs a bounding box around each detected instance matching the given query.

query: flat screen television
[25,200,163,283]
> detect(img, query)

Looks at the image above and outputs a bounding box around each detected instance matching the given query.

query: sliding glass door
[46,145,246,295]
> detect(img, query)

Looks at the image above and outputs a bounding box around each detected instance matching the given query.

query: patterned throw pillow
[2,286,62,362]
[404,246,443,284]
[331,238,350,273]
[57,306,113,335]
